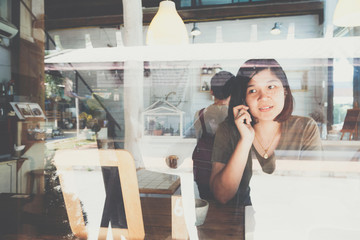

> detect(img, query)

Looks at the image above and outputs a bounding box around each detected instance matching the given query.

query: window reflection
[0,0,359,239]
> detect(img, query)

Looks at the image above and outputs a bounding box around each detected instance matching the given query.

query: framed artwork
[286,70,308,92]
[10,102,45,119]
[18,103,32,117]
[28,103,45,118]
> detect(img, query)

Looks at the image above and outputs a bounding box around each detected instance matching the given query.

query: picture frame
[17,103,33,117]
[10,102,45,119]
[28,103,45,118]
[286,70,308,92]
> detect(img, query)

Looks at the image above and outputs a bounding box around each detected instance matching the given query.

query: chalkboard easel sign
[340,109,360,140]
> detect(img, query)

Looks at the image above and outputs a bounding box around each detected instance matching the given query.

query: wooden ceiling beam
[45,1,323,30]
[178,1,324,23]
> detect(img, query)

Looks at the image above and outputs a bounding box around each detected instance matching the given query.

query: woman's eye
[248,89,257,94]
[268,85,276,90]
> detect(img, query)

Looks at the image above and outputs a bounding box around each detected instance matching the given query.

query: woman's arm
[209,105,254,204]
[210,138,252,204]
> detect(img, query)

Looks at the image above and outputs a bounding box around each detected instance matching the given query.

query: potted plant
[153,122,163,136]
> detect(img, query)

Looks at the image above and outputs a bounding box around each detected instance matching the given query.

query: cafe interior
[0,0,360,239]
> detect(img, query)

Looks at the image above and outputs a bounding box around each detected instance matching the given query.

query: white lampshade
[146,1,189,45]
[191,23,201,36]
[270,22,281,35]
[333,0,360,27]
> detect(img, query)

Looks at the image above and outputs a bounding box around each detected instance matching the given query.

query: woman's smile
[259,105,273,112]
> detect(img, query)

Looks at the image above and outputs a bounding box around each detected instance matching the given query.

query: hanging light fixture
[146,0,189,45]
[190,23,201,36]
[333,0,360,27]
[270,22,281,35]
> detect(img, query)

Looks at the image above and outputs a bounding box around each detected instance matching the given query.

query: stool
[26,169,45,195]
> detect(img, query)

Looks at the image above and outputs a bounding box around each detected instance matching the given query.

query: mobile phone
[236,98,253,125]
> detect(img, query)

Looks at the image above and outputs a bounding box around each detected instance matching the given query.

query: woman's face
[245,69,285,121]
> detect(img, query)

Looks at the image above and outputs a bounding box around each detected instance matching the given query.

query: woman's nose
[257,89,270,100]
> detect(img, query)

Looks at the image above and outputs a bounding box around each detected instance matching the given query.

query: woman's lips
[259,106,273,112]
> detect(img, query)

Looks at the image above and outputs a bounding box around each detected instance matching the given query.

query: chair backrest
[340,109,360,140]
[54,149,144,240]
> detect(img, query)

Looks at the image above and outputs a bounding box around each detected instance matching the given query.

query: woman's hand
[233,105,255,141]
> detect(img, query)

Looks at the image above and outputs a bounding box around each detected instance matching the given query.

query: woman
[209,59,322,205]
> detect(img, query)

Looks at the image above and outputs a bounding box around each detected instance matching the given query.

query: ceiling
[44,0,324,30]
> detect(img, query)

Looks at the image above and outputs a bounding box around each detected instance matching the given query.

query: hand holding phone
[234,105,251,125]
[233,105,254,140]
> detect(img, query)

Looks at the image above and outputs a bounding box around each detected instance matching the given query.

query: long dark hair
[228,59,294,123]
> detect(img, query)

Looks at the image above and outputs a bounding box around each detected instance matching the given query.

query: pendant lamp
[190,23,201,36]
[333,0,360,27]
[146,0,189,45]
[270,22,281,35]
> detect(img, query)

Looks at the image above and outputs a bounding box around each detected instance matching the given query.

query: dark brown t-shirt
[211,115,323,205]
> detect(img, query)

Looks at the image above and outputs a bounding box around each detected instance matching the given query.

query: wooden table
[137,169,180,195]
[141,197,245,240]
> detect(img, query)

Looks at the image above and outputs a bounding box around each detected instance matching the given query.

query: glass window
[333,58,354,125]
[1,1,360,240]
[0,0,10,21]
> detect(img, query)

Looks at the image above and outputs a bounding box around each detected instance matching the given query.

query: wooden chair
[45,110,61,121]
[340,109,360,140]
[54,149,144,240]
